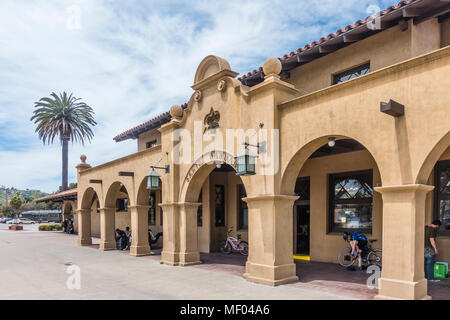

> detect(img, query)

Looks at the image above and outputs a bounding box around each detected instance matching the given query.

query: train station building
[41,0,450,300]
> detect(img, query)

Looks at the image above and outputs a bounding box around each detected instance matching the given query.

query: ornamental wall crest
[204,107,220,133]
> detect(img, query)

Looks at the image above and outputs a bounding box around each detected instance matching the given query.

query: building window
[215,185,225,227]
[160,209,163,226]
[148,192,156,226]
[333,63,370,85]
[197,190,203,227]
[116,198,128,212]
[238,184,248,230]
[329,170,373,233]
[146,140,157,149]
[434,160,450,236]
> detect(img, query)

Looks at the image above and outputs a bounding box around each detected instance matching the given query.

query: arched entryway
[62,201,74,222]
[183,163,249,253]
[136,176,163,251]
[416,130,450,264]
[283,137,383,263]
[61,201,75,233]
[100,182,131,251]
[160,153,251,267]
[273,135,385,293]
[78,187,101,246]
[187,163,248,253]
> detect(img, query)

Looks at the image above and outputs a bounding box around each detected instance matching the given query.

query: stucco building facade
[45,0,450,300]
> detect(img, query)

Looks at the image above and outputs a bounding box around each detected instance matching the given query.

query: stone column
[374,184,434,300]
[243,195,299,286]
[159,203,180,266]
[76,209,92,246]
[128,205,150,256]
[99,207,116,251]
[178,202,202,266]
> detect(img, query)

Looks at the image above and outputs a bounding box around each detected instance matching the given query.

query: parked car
[6,219,19,224]
[17,218,35,224]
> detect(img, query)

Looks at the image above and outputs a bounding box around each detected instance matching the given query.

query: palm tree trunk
[62,139,69,191]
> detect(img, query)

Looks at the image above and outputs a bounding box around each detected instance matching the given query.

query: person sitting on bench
[148,228,163,246]
[115,228,128,250]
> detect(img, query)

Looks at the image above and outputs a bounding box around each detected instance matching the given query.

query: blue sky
[0,0,399,193]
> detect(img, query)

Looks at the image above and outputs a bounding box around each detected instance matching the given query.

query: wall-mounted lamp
[235,123,266,176]
[146,165,170,190]
[235,143,258,176]
[328,137,336,148]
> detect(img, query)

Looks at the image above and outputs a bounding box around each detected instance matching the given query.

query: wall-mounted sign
[185,151,237,183]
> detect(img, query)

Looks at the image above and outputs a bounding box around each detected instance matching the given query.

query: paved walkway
[0,225,351,300]
[1,224,448,300]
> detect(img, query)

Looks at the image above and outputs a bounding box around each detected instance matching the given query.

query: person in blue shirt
[344,231,368,270]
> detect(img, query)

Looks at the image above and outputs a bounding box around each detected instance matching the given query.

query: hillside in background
[0,186,48,206]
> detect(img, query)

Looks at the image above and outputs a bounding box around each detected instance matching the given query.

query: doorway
[294,205,310,255]
[293,177,310,258]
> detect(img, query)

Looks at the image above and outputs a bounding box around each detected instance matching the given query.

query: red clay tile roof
[238,0,417,82]
[113,103,188,142]
[35,189,77,203]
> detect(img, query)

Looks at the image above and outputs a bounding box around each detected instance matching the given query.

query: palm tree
[31,92,97,191]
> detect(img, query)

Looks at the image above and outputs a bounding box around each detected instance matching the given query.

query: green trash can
[434,263,448,279]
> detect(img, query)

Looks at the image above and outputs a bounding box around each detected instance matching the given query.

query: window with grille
[329,170,373,233]
[215,185,225,227]
[333,63,370,85]
[146,140,157,149]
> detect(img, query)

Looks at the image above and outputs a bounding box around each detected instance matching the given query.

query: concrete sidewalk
[1,226,448,300]
[0,226,352,300]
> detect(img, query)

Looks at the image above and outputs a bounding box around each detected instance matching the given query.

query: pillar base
[130,245,151,257]
[375,277,430,300]
[160,251,179,266]
[160,251,202,266]
[78,238,92,246]
[179,252,201,266]
[99,241,117,251]
[243,261,298,286]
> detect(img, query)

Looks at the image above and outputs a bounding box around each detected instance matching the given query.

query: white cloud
[0,0,397,193]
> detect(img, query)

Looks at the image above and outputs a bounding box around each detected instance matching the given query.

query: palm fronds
[30,92,97,145]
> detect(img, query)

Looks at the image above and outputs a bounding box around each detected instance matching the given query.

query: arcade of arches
[69,47,450,301]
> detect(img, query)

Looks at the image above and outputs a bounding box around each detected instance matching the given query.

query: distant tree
[9,192,23,218]
[31,92,96,191]
[69,183,77,189]
[23,195,33,203]
[0,206,13,217]
[57,182,77,193]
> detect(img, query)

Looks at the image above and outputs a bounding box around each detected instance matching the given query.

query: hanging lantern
[235,145,257,176]
[146,167,161,190]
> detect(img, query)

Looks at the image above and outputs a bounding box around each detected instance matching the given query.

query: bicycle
[219,228,249,256]
[338,237,382,268]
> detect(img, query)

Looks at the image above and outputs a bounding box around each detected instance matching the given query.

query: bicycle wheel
[338,247,356,268]
[367,249,382,268]
[238,241,249,256]
[219,240,232,254]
